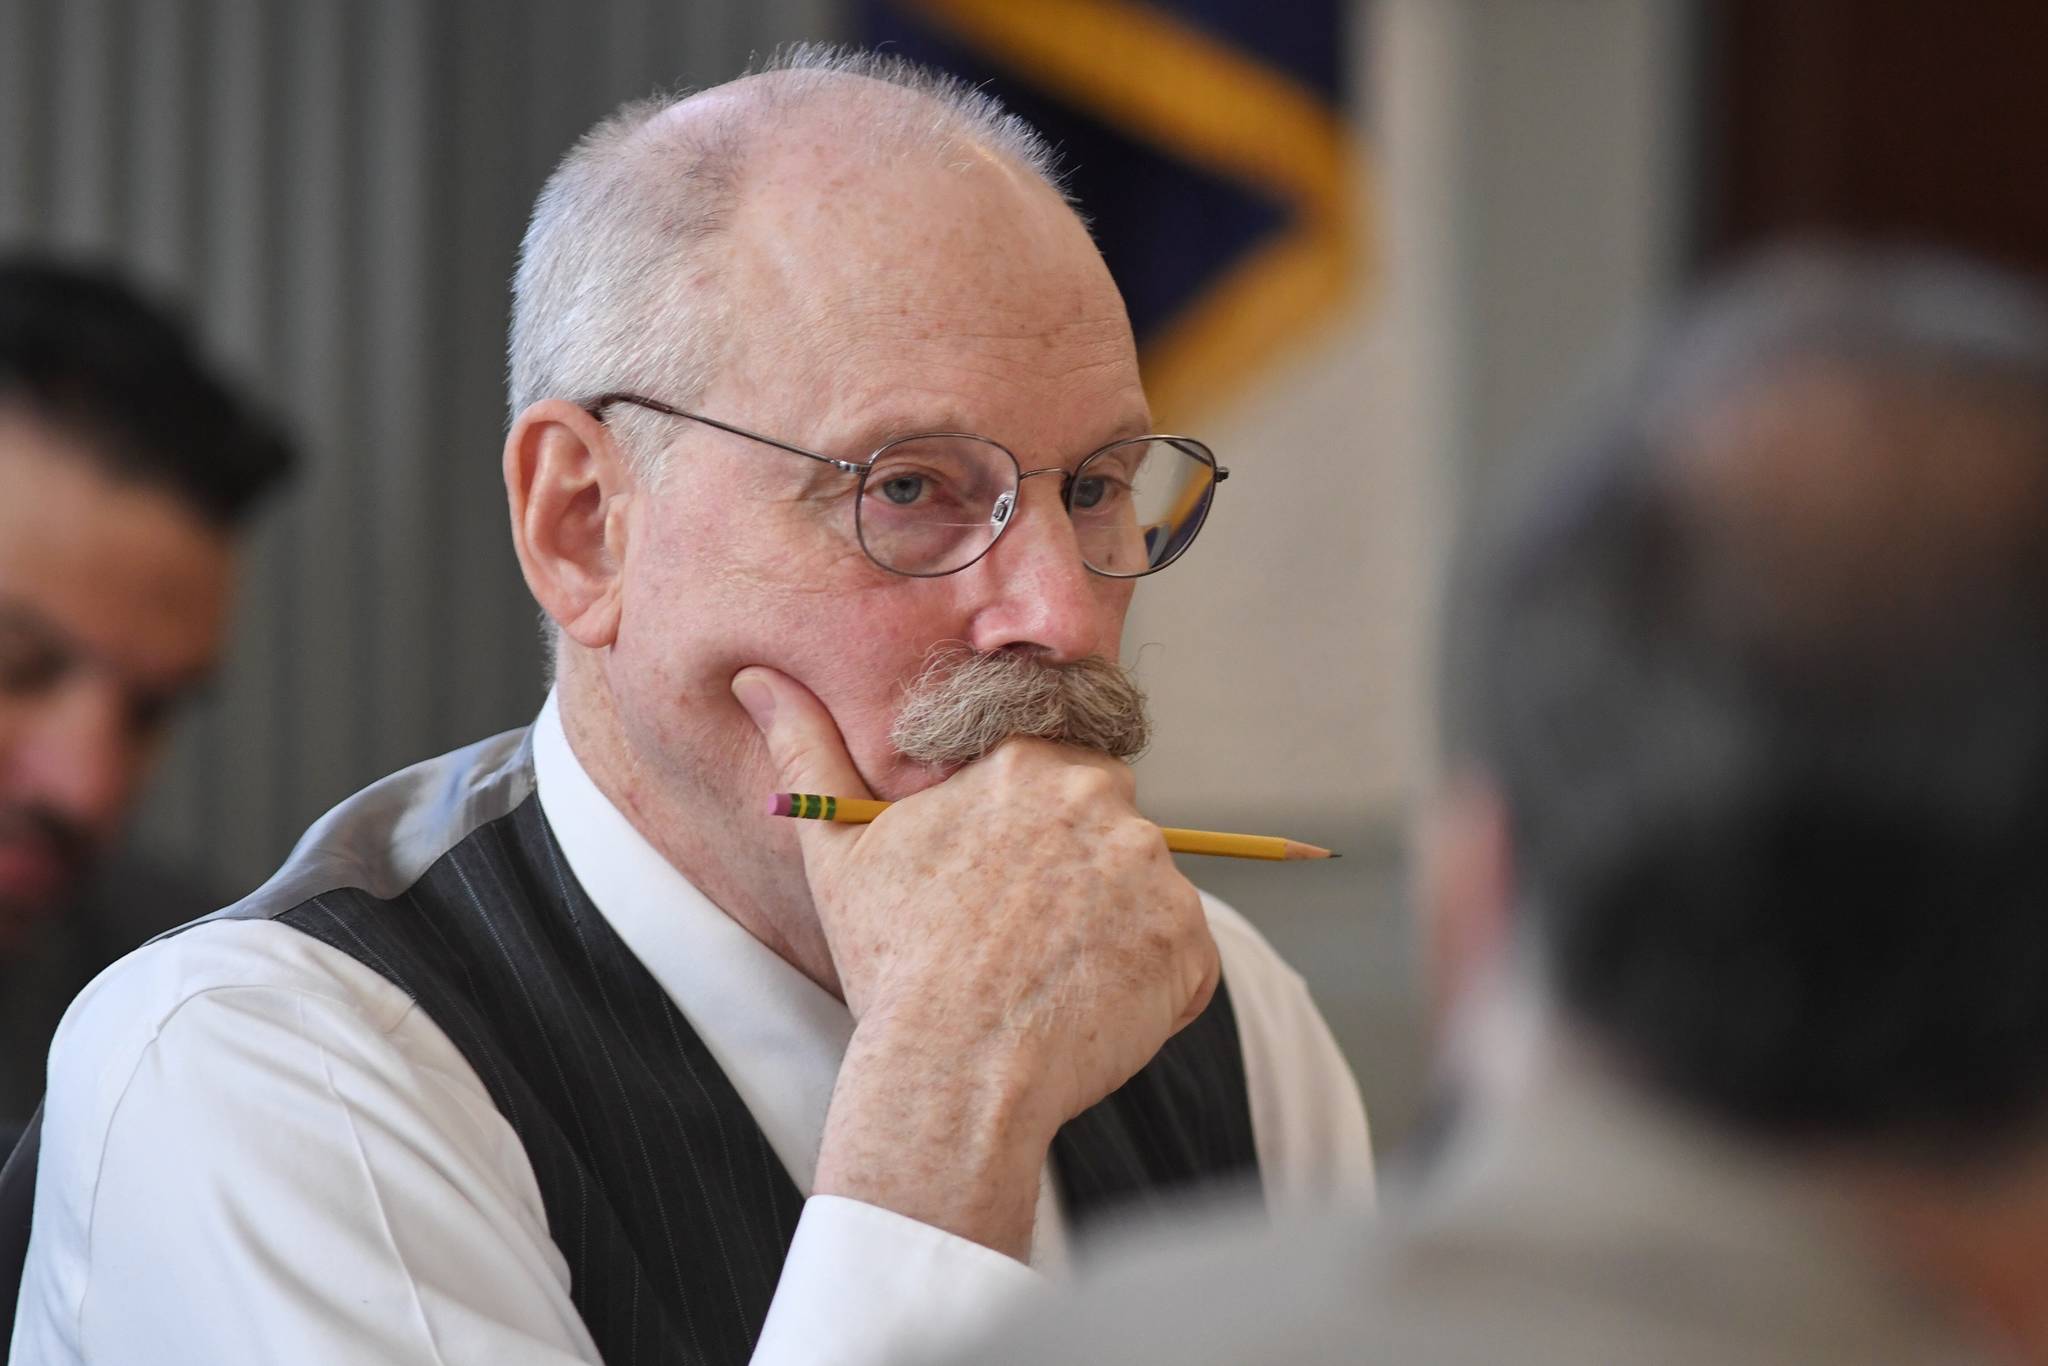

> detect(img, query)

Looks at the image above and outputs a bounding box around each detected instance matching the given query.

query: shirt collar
[530,689,853,1193]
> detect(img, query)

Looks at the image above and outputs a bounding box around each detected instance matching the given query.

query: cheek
[615,491,841,684]
[617,508,897,698]
[1096,578,1135,650]
[612,515,966,793]
[693,581,962,797]
[777,607,945,791]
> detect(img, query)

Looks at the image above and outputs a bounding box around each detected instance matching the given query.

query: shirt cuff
[751,1194,1043,1366]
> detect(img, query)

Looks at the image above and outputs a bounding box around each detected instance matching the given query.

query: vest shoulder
[209,726,537,930]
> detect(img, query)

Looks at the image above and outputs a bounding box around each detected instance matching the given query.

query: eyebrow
[831,408,1158,463]
[132,667,222,719]
[0,595,218,700]
[0,598,72,652]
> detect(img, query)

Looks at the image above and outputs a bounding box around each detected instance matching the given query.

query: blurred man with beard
[14,50,1371,1366]
[0,260,292,1146]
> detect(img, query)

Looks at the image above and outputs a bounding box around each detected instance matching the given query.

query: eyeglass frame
[580,390,1228,580]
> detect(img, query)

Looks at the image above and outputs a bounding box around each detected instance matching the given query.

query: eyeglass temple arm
[582,392,864,473]
[1169,438,1228,482]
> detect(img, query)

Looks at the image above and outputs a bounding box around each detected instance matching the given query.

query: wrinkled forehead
[714,145,1140,419]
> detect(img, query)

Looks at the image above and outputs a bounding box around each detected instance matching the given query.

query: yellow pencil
[765,792,1336,861]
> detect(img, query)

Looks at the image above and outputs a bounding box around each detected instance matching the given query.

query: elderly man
[954,250,2048,1364]
[12,51,1370,1366]
[0,260,291,1142]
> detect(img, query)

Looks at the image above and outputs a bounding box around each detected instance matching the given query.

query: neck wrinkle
[554,655,843,1000]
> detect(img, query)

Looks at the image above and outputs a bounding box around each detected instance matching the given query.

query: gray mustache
[890,644,1152,766]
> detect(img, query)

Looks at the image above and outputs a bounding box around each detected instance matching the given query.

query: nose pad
[990,490,1015,526]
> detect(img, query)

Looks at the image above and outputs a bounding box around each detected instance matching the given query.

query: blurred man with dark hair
[957,250,2048,1364]
[0,259,293,1141]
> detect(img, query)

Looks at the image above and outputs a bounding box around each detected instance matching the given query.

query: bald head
[1454,249,2048,1158]
[508,48,1084,478]
[1660,313,2048,679]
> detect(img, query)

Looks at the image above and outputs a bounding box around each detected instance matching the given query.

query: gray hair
[891,643,1152,766]
[507,45,1069,483]
[1450,246,2048,1157]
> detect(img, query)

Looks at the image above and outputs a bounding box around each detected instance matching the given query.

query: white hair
[507,45,1070,483]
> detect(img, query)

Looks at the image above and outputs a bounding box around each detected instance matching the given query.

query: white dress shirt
[13,695,1372,1365]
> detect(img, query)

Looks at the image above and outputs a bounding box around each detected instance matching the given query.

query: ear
[1419,770,1516,1039]
[504,399,635,649]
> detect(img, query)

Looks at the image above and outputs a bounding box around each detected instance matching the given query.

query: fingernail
[731,670,776,729]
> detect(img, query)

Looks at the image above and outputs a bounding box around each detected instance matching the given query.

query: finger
[731,666,873,870]
[979,735,1138,802]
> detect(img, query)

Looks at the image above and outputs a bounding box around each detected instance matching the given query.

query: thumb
[731,667,874,864]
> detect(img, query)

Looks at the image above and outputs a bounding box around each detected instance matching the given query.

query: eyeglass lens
[853,436,1217,577]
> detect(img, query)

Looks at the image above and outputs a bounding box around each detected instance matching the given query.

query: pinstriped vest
[232,730,1258,1365]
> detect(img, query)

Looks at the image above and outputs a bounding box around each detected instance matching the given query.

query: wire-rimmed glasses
[582,391,1227,579]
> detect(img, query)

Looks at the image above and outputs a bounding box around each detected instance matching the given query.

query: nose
[960,472,1125,662]
[8,680,140,840]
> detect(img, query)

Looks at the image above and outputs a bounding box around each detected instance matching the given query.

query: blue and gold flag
[861,0,1365,423]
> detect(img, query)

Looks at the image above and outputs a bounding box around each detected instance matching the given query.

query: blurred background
[4,0,2042,1158]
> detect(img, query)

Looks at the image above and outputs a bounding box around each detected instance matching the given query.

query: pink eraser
[767,793,794,817]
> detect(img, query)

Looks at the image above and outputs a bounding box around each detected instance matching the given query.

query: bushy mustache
[890,643,1151,766]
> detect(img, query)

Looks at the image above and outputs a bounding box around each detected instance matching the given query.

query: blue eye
[879,474,925,505]
[1071,476,1107,509]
